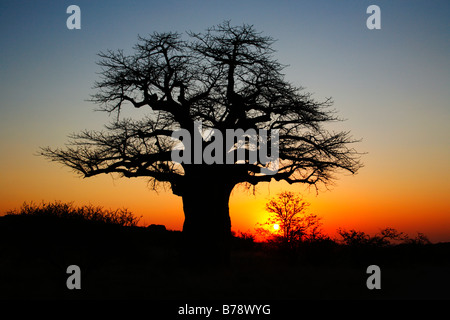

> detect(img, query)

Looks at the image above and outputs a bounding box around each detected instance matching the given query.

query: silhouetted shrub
[147,224,167,232]
[403,232,431,245]
[6,201,141,227]
[336,227,427,247]
[231,231,256,250]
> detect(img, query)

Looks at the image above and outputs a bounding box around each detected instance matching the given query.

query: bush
[336,227,430,247]
[6,201,141,227]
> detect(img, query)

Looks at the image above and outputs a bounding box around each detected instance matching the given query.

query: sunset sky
[1,1,449,242]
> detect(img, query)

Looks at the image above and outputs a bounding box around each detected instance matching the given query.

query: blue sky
[1,0,449,240]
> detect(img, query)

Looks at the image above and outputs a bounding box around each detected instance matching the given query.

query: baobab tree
[41,21,362,265]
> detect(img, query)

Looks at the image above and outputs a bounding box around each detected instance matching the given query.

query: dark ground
[1,214,449,301]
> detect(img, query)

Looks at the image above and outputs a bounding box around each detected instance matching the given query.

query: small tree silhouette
[256,191,324,247]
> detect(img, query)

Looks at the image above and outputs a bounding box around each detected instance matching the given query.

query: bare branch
[41,21,362,196]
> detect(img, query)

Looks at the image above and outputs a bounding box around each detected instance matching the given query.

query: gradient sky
[1,0,449,242]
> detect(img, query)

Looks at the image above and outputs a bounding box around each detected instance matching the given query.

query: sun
[273,224,280,231]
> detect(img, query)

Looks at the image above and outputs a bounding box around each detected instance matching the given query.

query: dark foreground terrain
[1,214,449,300]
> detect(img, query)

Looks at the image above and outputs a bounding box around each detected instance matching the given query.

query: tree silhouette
[41,22,362,265]
[337,227,407,247]
[256,191,324,246]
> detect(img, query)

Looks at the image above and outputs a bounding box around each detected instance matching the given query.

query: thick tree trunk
[179,173,234,266]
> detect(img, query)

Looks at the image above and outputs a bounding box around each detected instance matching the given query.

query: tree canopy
[41,21,362,195]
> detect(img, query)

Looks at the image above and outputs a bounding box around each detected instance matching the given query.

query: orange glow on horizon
[1,154,449,244]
